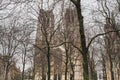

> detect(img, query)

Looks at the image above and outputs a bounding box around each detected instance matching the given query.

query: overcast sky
[0,0,99,71]
[0,0,118,71]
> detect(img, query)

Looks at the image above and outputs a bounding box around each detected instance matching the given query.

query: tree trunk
[4,62,9,80]
[32,57,35,80]
[58,74,61,80]
[71,68,74,80]
[70,73,74,80]
[21,47,26,80]
[82,54,89,80]
[74,1,89,80]
[47,45,51,80]
[102,54,107,80]
[70,62,74,80]
[76,3,89,80]
[42,65,46,80]
[21,44,27,80]
[54,74,57,80]
[65,49,68,80]
[21,59,25,80]
[109,56,114,80]
[108,48,114,80]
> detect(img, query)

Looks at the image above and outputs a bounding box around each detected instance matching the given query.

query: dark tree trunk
[42,74,46,80]
[42,65,46,80]
[70,69,74,80]
[54,74,57,80]
[58,74,61,80]
[102,54,107,80]
[65,49,68,80]
[82,54,89,80]
[108,47,114,80]
[47,45,51,80]
[32,56,35,80]
[70,0,89,80]
[109,56,114,80]
[21,59,25,80]
[70,74,74,80]
[70,62,74,80]
[21,47,26,80]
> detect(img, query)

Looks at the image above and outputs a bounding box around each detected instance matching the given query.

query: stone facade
[104,18,120,80]
[34,8,83,80]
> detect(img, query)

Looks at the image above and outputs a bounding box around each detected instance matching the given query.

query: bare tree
[35,8,57,80]
[20,30,34,80]
[0,20,21,80]
[69,0,89,80]
[95,1,120,80]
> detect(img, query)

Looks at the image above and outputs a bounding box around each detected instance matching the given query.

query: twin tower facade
[34,8,83,80]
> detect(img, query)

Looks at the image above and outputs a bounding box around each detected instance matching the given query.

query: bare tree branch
[87,30,120,51]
